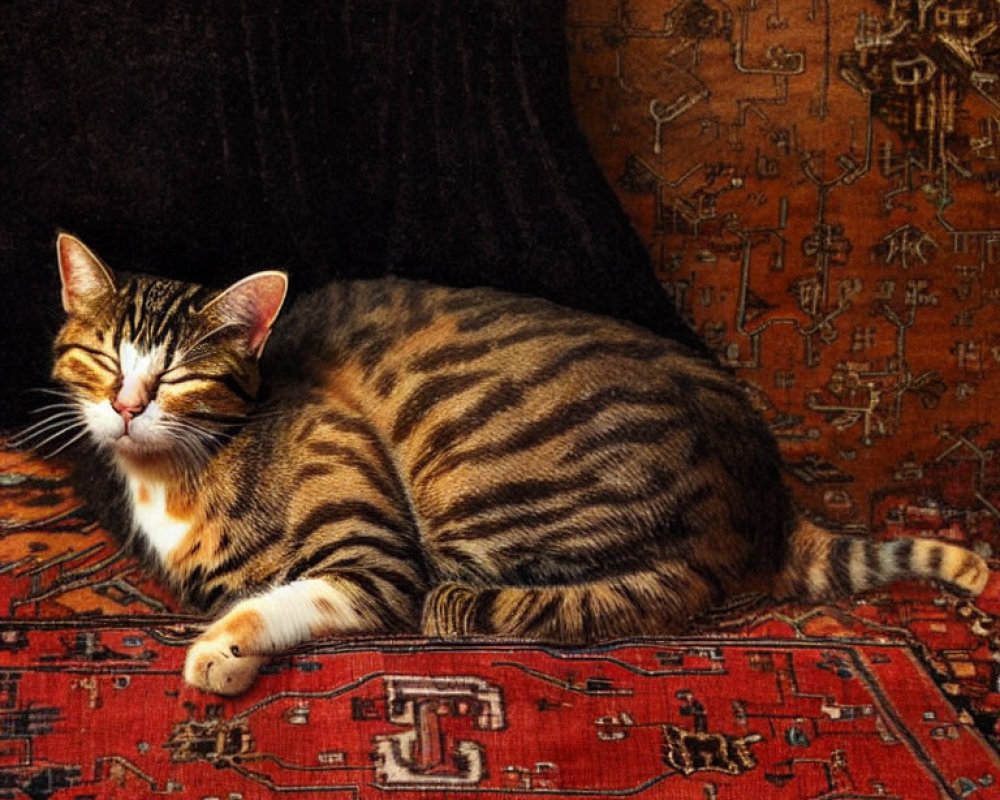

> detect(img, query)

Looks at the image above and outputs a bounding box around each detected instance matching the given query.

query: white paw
[183,637,265,696]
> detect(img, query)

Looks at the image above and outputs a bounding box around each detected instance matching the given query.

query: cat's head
[49,233,287,471]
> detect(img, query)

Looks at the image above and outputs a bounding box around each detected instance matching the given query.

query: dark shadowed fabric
[0,0,699,425]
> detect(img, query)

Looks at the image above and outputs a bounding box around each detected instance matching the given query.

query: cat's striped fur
[41,234,989,694]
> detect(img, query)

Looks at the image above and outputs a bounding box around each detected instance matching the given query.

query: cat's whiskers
[42,425,96,459]
[10,410,85,447]
[11,414,89,458]
[28,401,81,416]
[23,386,75,400]
[157,415,226,468]
[169,413,232,442]
[13,388,89,441]
[157,436,203,471]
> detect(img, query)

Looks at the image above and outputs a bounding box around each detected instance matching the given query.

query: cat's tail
[773,518,991,601]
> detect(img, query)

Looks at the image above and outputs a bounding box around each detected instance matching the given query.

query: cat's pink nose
[113,375,150,432]
[112,397,147,433]
[112,397,146,415]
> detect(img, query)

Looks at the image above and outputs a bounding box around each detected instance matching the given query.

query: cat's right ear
[200,271,289,358]
[56,233,116,315]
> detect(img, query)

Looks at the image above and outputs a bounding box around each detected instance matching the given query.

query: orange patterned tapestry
[568,0,1000,538]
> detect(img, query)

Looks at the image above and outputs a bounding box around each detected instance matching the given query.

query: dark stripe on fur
[304,441,402,504]
[333,569,417,630]
[295,463,336,482]
[53,343,118,373]
[829,536,855,595]
[391,371,495,443]
[491,323,597,349]
[610,577,645,617]
[928,544,944,575]
[152,284,196,340]
[316,532,420,563]
[375,369,397,398]
[160,371,257,404]
[310,410,415,520]
[409,379,527,479]
[561,415,689,463]
[358,334,396,375]
[285,543,423,596]
[472,589,500,633]
[448,463,691,546]
[366,564,426,600]
[286,542,346,581]
[411,341,493,373]
[522,593,564,636]
[432,471,601,528]
[422,387,682,485]
[893,539,914,575]
[184,409,249,426]
[186,582,226,614]
[205,530,284,582]
[290,501,409,545]
[314,410,400,482]
[531,340,669,385]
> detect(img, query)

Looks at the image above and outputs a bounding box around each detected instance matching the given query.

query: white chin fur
[82,399,125,445]
[127,400,165,441]
[82,398,170,456]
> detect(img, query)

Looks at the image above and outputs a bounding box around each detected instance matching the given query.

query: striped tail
[773,519,990,601]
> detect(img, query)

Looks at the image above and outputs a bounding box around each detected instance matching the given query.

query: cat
[32,232,988,695]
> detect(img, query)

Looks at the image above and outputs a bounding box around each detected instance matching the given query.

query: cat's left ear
[56,233,116,315]
[203,271,289,358]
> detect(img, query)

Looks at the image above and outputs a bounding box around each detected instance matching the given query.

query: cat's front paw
[183,637,265,696]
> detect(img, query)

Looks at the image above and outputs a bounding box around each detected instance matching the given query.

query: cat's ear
[56,233,116,315]
[203,271,288,357]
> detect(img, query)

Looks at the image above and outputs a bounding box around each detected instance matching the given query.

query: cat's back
[266,277,709,392]
[261,278,793,589]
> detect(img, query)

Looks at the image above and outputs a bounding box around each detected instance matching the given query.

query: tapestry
[568,0,1000,534]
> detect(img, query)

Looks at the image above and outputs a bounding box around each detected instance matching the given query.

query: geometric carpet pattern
[568,0,1000,534]
[4,444,1000,798]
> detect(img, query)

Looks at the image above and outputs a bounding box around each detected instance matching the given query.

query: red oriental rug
[3,444,1000,799]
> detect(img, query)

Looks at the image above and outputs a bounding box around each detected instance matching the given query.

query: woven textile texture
[568,0,1000,537]
[3,445,1000,799]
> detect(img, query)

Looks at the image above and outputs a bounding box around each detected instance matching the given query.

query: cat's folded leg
[183,578,368,695]
[422,560,719,643]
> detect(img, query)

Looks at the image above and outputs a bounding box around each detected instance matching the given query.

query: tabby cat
[34,233,989,695]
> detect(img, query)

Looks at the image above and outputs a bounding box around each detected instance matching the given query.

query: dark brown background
[0,0,697,424]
